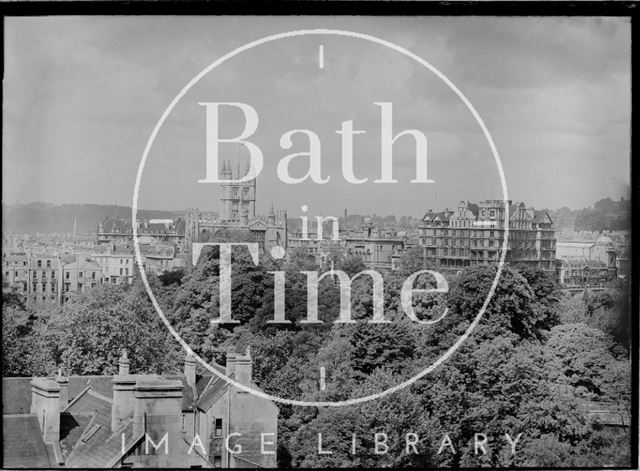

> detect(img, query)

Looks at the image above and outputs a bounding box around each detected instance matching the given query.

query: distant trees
[549,197,630,232]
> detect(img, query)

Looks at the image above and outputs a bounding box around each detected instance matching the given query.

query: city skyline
[3,16,631,218]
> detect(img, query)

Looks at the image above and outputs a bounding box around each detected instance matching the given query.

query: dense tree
[289,369,437,468]
[38,283,182,375]
[158,268,185,286]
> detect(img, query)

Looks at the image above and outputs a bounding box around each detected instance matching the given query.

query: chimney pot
[119,349,130,375]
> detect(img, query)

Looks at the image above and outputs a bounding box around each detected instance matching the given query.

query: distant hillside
[1,203,186,235]
[547,197,630,232]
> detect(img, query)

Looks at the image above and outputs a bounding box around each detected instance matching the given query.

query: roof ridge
[87,388,113,404]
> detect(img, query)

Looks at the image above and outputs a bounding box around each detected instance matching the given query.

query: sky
[3,16,631,218]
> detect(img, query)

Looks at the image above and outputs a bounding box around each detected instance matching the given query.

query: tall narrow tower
[219,160,234,221]
[218,146,257,224]
[241,160,256,222]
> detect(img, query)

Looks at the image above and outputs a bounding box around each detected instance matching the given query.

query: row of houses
[2,242,185,305]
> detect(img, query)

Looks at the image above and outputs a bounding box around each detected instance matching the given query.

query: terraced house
[2,252,62,304]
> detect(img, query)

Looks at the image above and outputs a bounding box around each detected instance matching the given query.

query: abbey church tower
[219,160,256,224]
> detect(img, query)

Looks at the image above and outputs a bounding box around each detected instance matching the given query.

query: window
[46,260,51,268]
[79,272,83,278]
[42,271,46,278]
[120,268,123,275]
[78,283,83,291]
[37,260,42,267]
[214,418,223,437]
[65,272,70,280]
[52,271,55,278]
[92,272,96,280]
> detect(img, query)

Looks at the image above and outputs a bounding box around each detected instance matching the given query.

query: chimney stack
[112,350,135,432]
[55,368,69,410]
[30,378,61,443]
[184,354,196,390]
[133,379,184,467]
[226,347,253,388]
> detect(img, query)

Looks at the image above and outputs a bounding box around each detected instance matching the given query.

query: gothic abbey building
[185,160,288,256]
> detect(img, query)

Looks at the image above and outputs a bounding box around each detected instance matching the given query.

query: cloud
[2,16,631,215]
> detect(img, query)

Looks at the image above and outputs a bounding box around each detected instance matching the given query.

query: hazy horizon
[3,17,631,219]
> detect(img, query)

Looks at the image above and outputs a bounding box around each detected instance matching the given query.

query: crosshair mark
[318,45,324,69]
[320,366,326,390]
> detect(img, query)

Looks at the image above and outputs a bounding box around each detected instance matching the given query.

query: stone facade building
[419,200,557,272]
[2,351,278,468]
[2,252,62,304]
[343,219,406,272]
[558,258,615,288]
[97,218,187,254]
[61,258,105,304]
[185,162,287,255]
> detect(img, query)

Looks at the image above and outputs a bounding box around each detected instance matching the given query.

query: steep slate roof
[63,387,128,468]
[421,211,451,223]
[99,218,132,234]
[2,414,55,468]
[2,377,33,414]
[59,412,93,459]
[467,203,479,217]
[63,259,103,271]
[533,209,552,224]
[196,376,230,411]
[196,374,214,397]
[195,375,278,413]
[66,418,140,468]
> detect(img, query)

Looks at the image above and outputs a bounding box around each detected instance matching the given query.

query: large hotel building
[419,200,557,272]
